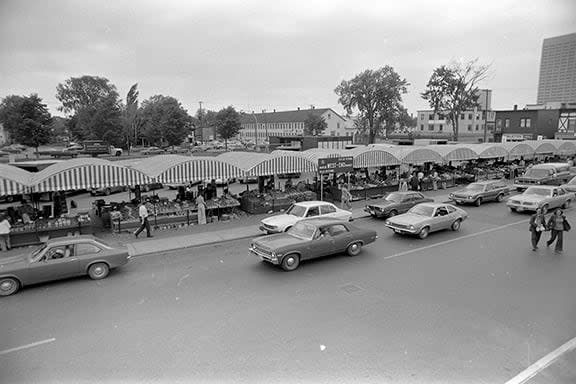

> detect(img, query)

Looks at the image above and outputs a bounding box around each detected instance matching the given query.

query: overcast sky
[1,0,575,118]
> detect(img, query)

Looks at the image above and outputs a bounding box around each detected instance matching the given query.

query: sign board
[318,156,353,174]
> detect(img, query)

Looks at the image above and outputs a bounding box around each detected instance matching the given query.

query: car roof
[299,217,350,226]
[525,185,557,189]
[45,235,100,246]
[416,202,452,208]
[294,201,335,207]
[469,180,505,185]
[530,163,569,169]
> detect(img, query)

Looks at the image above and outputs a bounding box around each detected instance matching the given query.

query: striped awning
[558,141,576,155]
[461,143,509,159]
[503,142,535,159]
[395,147,445,165]
[348,146,401,167]
[427,145,479,161]
[0,164,32,195]
[252,151,317,176]
[298,148,344,166]
[31,158,152,192]
[525,141,558,155]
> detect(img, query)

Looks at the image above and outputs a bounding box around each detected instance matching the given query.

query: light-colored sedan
[560,176,576,193]
[506,186,573,213]
[384,202,468,239]
[260,201,352,234]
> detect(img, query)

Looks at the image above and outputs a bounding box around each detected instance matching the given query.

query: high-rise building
[537,32,576,104]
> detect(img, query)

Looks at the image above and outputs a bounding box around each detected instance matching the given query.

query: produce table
[240,191,317,214]
[9,214,94,247]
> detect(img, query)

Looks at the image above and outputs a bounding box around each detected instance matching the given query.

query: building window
[475,125,479,131]
[505,119,510,128]
[428,124,434,131]
[496,119,502,130]
[439,124,443,131]
[460,114,465,120]
[438,113,444,120]
[420,125,424,131]
[428,114,434,121]
[337,122,340,129]
[526,118,531,128]
[520,118,525,128]
[330,131,335,136]
[467,125,472,131]
[476,114,480,120]
[328,114,331,119]
[420,114,425,120]
[468,113,473,120]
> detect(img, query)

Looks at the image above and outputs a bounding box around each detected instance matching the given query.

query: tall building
[537,32,576,104]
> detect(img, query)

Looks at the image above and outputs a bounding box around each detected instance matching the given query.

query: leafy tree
[335,66,409,143]
[421,59,490,141]
[123,83,141,148]
[140,95,191,147]
[303,113,327,135]
[215,106,241,150]
[56,75,119,114]
[397,106,417,129]
[75,96,124,147]
[50,116,70,142]
[0,94,52,155]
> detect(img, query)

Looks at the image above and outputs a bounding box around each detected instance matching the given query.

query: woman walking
[529,208,546,251]
[546,208,571,254]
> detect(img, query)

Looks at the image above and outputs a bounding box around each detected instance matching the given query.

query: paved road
[1,203,575,383]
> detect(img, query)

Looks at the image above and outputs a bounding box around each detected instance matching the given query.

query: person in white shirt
[0,216,12,251]
[134,201,152,238]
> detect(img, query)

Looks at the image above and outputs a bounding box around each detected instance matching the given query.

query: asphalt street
[1,202,576,383]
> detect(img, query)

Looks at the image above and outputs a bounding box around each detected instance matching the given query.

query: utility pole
[198,101,203,143]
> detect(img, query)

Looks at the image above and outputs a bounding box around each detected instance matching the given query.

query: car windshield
[465,184,485,191]
[524,187,551,197]
[409,205,435,217]
[385,193,402,203]
[568,177,576,185]
[286,204,307,217]
[523,169,550,178]
[29,243,47,261]
[287,222,317,240]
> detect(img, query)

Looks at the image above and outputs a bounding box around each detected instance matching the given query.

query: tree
[335,66,409,143]
[56,75,119,115]
[140,95,191,147]
[421,59,490,141]
[123,83,141,148]
[397,106,417,129]
[215,106,241,150]
[0,94,52,155]
[303,113,327,135]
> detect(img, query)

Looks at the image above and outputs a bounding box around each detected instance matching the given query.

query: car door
[326,224,353,253]
[74,242,105,272]
[398,195,413,213]
[319,204,338,219]
[429,206,450,231]
[27,244,80,284]
[305,228,335,260]
[553,188,567,208]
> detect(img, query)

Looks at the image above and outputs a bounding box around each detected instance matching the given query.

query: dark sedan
[0,236,130,296]
[249,218,377,271]
[365,192,434,219]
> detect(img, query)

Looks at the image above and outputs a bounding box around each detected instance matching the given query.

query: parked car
[1,144,26,153]
[0,236,130,296]
[506,185,573,213]
[449,180,510,206]
[560,175,576,193]
[384,202,468,239]
[130,182,164,192]
[90,185,127,196]
[250,218,377,271]
[239,176,258,184]
[260,201,353,234]
[365,192,434,219]
[141,146,165,155]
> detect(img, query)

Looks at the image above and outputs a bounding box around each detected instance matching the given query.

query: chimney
[273,109,276,113]
[513,105,517,111]
[297,107,300,111]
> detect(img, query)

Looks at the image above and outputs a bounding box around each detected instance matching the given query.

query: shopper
[134,201,152,238]
[546,208,570,253]
[529,208,547,251]
[196,192,207,225]
[340,184,352,210]
[0,215,11,251]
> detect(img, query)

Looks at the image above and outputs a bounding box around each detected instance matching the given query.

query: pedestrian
[0,215,11,251]
[134,201,152,238]
[432,170,439,191]
[410,173,419,191]
[529,208,547,251]
[196,192,207,225]
[340,184,352,210]
[398,175,408,192]
[546,208,571,253]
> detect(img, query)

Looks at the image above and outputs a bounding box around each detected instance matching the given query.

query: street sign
[318,156,354,174]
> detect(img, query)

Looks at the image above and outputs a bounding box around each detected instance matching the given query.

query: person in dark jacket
[546,208,570,253]
[529,208,547,251]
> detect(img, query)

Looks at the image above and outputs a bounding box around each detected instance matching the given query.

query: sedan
[141,146,165,155]
[384,202,468,239]
[250,218,377,271]
[0,236,130,296]
[260,201,352,234]
[506,186,573,213]
[560,176,576,193]
[365,192,434,219]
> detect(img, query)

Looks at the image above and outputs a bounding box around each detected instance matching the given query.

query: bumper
[450,196,475,205]
[506,202,538,212]
[259,225,282,234]
[385,224,418,235]
[364,207,385,218]
[249,249,280,265]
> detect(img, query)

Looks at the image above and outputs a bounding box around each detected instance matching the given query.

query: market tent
[347,146,401,168]
[393,147,445,165]
[558,141,576,155]
[255,151,317,175]
[297,148,344,168]
[427,145,478,162]
[525,140,558,155]
[127,154,245,183]
[30,158,152,193]
[460,143,509,159]
[0,163,33,195]
[217,152,270,175]
[503,142,535,159]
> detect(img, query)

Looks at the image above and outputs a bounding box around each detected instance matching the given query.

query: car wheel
[347,242,362,256]
[388,210,398,217]
[496,194,504,202]
[541,204,549,215]
[509,207,517,212]
[451,219,462,231]
[281,254,300,271]
[475,197,482,207]
[418,227,430,239]
[0,277,20,296]
[104,188,111,196]
[88,263,110,280]
[562,200,571,209]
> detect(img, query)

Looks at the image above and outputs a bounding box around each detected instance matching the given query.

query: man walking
[134,201,152,238]
[340,184,352,210]
[546,208,570,254]
[0,215,11,251]
[529,208,546,251]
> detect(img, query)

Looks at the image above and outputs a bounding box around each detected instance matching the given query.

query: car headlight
[468,195,473,199]
[449,193,454,198]
[409,225,415,230]
[385,220,391,226]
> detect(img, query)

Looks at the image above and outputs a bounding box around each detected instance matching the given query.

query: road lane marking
[504,335,576,384]
[0,338,56,356]
[383,219,529,261]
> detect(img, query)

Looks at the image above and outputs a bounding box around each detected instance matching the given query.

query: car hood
[514,194,548,203]
[452,189,478,197]
[388,213,428,225]
[261,214,300,227]
[0,254,28,269]
[368,200,394,208]
[253,233,308,250]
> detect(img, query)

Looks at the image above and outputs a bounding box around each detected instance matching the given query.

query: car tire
[388,210,398,217]
[418,227,430,239]
[496,194,504,202]
[281,254,300,271]
[475,197,482,207]
[562,200,571,209]
[451,219,462,231]
[347,242,362,256]
[88,263,110,280]
[542,204,549,214]
[0,277,20,296]
[509,207,517,212]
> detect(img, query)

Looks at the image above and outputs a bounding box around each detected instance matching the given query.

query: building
[415,89,495,143]
[268,135,353,151]
[537,32,576,104]
[238,107,350,143]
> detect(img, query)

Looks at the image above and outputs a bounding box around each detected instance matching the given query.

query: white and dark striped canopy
[427,145,479,161]
[348,146,401,167]
[460,143,509,159]
[503,142,536,159]
[219,151,317,176]
[0,164,32,195]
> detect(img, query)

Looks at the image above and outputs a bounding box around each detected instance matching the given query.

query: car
[384,202,469,239]
[141,146,165,155]
[560,175,576,193]
[259,201,353,234]
[130,182,164,192]
[66,143,84,151]
[449,180,510,206]
[513,163,572,191]
[365,192,434,219]
[250,218,377,271]
[506,185,573,213]
[0,235,130,296]
[239,176,258,184]
[90,185,128,196]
